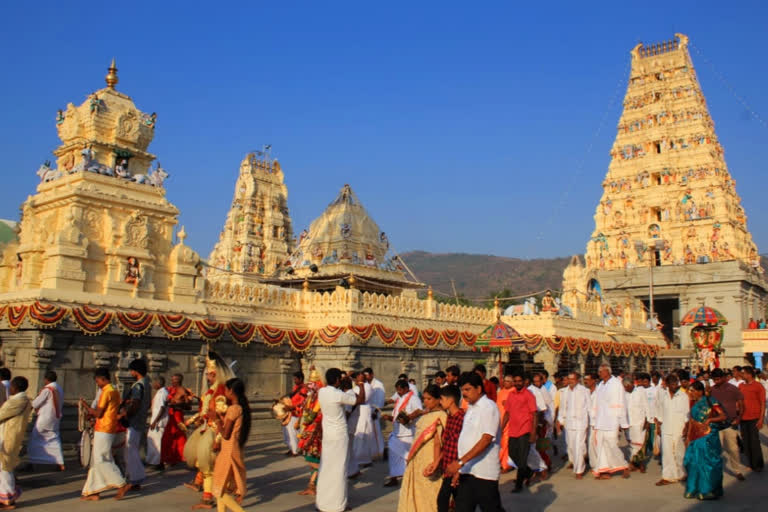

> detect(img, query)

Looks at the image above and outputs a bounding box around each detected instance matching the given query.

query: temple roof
[267,184,422,293]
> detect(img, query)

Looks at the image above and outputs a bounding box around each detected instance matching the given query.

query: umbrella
[475,319,524,349]
[680,306,728,327]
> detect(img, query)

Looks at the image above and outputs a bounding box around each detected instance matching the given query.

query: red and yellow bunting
[116,311,155,336]
[258,324,286,346]
[195,319,225,342]
[0,301,663,358]
[317,325,346,345]
[29,302,68,328]
[157,314,193,340]
[228,322,257,346]
[6,304,28,330]
[71,305,112,335]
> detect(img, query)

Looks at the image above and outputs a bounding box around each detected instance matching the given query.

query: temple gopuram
[0,60,665,437]
[562,34,767,368]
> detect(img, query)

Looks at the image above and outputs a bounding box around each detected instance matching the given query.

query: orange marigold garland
[6,305,29,330]
[228,322,258,346]
[441,330,460,346]
[195,319,225,342]
[157,314,193,340]
[116,311,155,336]
[420,328,441,347]
[398,327,420,347]
[374,324,398,345]
[28,302,68,328]
[71,305,112,335]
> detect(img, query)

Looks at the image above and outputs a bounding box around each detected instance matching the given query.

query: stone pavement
[13,431,768,511]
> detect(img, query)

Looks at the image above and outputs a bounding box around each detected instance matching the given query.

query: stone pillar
[536,350,557,379]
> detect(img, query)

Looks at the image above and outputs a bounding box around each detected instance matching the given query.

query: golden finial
[178,226,187,244]
[427,286,433,299]
[302,278,309,291]
[348,275,356,289]
[105,58,119,89]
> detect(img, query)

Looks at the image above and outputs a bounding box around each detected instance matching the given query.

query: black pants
[740,419,764,470]
[437,477,458,512]
[508,434,532,487]
[454,474,505,512]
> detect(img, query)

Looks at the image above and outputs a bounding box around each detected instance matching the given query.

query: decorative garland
[1,301,661,358]
[195,319,225,342]
[116,311,155,337]
[29,302,68,328]
[71,305,113,335]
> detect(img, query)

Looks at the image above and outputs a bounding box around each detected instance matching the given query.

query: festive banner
[71,305,113,335]
[317,325,346,345]
[348,324,376,341]
[6,304,28,330]
[398,327,420,347]
[288,329,315,351]
[195,319,225,342]
[28,302,68,328]
[116,311,155,336]
[258,324,286,346]
[157,314,193,340]
[420,328,441,347]
[228,322,258,346]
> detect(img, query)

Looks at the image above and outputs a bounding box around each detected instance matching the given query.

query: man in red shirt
[739,367,765,472]
[748,318,758,330]
[501,369,538,493]
[426,384,465,512]
[474,364,497,402]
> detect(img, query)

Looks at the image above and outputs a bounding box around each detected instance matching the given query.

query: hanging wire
[689,42,768,131]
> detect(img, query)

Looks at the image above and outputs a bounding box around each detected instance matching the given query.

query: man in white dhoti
[624,375,650,472]
[122,359,151,491]
[583,372,598,472]
[592,364,630,479]
[0,377,32,510]
[556,372,590,478]
[363,368,386,460]
[656,373,689,486]
[80,368,132,500]
[28,370,65,471]
[383,379,422,487]
[526,375,550,478]
[316,368,366,512]
[146,376,169,470]
[348,371,375,474]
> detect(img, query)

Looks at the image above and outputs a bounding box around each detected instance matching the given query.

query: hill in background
[400,251,768,306]
[399,251,571,304]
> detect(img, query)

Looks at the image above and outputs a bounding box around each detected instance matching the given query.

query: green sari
[683,397,724,500]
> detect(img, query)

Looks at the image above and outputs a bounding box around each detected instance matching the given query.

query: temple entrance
[641,296,679,347]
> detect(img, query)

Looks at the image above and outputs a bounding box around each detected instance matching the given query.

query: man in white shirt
[146,376,169,470]
[656,373,690,485]
[728,366,744,387]
[592,364,630,479]
[557,372,591,478]
[27,370,65,471]
[624,375,650,472]
[526,376,550,477]
[383,379,422,486]
[316,369,366,512]
[363,367,386,460]
[445,371,502,512]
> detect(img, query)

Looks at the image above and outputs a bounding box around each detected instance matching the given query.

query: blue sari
[683,397,724,500]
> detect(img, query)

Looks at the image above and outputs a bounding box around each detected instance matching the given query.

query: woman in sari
[297,378,323,496]
[683,381,726,500]
[397,385,446,512]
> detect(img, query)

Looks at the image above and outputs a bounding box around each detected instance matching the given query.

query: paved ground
[14,430,768,511]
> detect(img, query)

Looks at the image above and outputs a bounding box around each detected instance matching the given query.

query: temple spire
[105,58,118,89]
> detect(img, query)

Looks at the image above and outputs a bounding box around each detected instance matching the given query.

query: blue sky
[1,2,766,259]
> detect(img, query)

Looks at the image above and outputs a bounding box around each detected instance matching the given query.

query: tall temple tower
[562,34,767,366]
[206,153,294,285]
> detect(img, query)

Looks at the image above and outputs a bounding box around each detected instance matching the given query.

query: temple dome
[269,184,421,294]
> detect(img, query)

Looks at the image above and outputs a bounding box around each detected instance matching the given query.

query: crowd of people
[747,317,767,329]
[0,357,765,511]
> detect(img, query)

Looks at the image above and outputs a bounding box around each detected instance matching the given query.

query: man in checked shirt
[424,384,465,512]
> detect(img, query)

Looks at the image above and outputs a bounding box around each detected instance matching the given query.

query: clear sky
[1,1,766,259]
